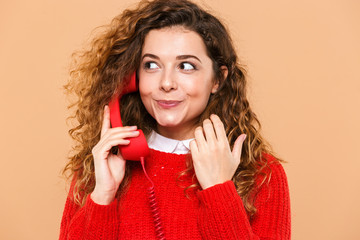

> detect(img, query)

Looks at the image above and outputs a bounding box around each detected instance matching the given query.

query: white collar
[147,131,194,154]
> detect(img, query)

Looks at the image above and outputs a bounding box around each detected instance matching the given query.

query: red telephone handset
[108,72,165,240]
[108,72,150,161]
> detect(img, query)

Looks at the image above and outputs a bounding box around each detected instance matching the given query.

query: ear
[211,66,228,93]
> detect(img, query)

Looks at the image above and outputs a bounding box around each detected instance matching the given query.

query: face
[138,27,219,140]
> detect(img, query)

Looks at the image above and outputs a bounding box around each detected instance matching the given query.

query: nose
[159,69,177,92]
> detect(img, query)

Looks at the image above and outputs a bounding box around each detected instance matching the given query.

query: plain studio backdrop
[0,0,359,239]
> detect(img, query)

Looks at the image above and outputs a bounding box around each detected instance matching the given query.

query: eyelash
[143,62,159,70]
[179,62,197,71]
[143,61,198,71]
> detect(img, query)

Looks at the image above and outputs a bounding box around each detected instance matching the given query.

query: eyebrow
[142,53,202,63]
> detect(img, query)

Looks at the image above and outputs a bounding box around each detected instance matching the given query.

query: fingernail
[243,134,247,141]
[129,126,137,130]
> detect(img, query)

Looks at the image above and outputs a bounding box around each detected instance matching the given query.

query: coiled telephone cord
[140,157,166,240]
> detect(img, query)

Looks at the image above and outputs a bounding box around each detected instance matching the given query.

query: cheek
[139,79,154,115]
[185,86,212,114]
[185,76,214,100]
[138,74,153,98]
[139,87,151,108]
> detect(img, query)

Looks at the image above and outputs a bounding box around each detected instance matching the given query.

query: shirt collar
[147,131,194,154]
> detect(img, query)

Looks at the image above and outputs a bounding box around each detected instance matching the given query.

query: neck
[156,123,197,140]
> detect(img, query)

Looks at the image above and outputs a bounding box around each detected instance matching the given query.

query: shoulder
[255,152,290,201]
[251,154,291,236]
[259,152,287,180]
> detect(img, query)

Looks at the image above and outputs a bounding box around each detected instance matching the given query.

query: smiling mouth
[156,100,182,108]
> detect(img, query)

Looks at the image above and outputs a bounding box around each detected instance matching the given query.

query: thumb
[232,134,247,161]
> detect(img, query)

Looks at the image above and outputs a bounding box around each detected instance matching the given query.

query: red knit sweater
[60,149,290,239]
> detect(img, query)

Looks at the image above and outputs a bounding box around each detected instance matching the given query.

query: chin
[156,120,182,128]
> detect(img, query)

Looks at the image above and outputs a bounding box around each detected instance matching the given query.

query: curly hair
[63,0,278,216]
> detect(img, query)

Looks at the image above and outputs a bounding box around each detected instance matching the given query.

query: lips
[156,100,182,108]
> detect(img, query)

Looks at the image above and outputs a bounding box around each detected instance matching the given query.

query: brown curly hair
[63,0,278,216]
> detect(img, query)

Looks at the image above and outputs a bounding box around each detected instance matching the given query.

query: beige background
[1,0,359,239]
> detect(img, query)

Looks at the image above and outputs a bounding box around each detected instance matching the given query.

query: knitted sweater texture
[60,149,291,239]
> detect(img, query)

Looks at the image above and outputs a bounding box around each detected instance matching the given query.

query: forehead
[141,26,208,57]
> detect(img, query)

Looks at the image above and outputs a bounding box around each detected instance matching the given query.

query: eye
[144,62,159,70]
[179,62,196,71]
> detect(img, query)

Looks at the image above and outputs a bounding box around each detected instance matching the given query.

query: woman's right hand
[90,105,139,205]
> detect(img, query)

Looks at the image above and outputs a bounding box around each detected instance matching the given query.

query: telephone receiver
[109,73,165,239]
[108,72,150,161]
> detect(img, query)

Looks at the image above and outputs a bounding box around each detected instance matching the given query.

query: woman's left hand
[190,114,247,190]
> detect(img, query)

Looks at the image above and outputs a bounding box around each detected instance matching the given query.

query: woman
[60,0,291,239]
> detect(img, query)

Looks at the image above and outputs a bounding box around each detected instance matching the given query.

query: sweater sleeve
[59,182,119,240]
[196,161,291,240]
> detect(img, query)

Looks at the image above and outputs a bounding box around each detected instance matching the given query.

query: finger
[202,119,217,145]
[210,114,227,143]
[194,126,207,151]
[189,139,199,155]
[101,125,138,140]
[232,134,247,161]
[95,130,139,155]
[101,129,140,146]
[108,130,140,141]
[94,136,132,162]
[101,105,111,138]
[101,138,131,152]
